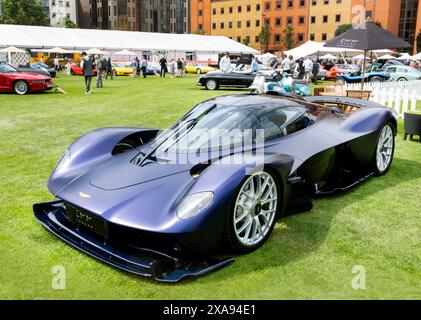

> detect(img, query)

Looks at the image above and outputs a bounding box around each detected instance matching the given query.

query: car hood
[11,71,50,80]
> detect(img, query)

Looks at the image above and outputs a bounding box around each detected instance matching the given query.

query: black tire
[70,69,74,75]
[14,80,29,95]
[224,169,282,254]
[196,68,201,74]
[372,122,395,176]
[369,76,383,83]
[205,79,219,90]
[397,77,407,82]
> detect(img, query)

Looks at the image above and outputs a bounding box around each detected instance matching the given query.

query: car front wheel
[373,122,395,176]
[205,79,218,90]
[370,76,383,83]
[196,68,201,74]
[225,171,280,253]
[14,80,29,95]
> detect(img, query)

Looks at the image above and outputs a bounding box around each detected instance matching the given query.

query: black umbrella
[324,20,411,88]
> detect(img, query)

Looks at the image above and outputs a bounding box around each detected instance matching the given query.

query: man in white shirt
[281,55,291,74]
[303,57,313,82]
[219,52,232,73]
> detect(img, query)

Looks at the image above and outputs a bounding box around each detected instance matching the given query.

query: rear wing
[304,96,386,109]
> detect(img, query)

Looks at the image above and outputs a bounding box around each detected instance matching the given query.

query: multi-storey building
[308,0,352,42]
[209,0,263,49]
[50,0,77,26]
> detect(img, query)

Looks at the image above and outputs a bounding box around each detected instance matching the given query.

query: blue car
[34,94,397,282]
[336,70,391,84]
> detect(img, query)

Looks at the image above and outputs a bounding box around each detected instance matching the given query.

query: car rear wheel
[370,76,383,83]
[373,122,395,176]
[225,171,280,253]
[196,68,201,74]
[14,80,29,95]
[205,79,218,90]
[397,77,407,82]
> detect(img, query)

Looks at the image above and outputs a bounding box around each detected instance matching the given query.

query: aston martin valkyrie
[34,94,397,282]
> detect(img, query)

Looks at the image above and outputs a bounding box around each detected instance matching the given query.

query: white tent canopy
[113,49,137,56]
[48,47,67,54]
[351,54,370,60]
[284,41,397,59]
[412,52,421,60]
[319,53,336,60]
[0,24,259,55]
[377,54,396,60]
[0,46,26,53]
[86,48,109,55]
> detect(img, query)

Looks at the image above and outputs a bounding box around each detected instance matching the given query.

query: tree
[0,0,48,26]
[192,29,205,35]
[242,37,250,46]
[282,25,295,50]
[65,17,78,28]
[334,24,353,37]
[258,24,271,52]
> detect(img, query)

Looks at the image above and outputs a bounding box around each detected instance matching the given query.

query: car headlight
[55,149,71,171]
[177,192,214,220]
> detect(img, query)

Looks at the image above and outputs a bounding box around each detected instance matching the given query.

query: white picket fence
[344,80,421,118]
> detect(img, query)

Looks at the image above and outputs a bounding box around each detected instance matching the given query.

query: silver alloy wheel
[196,68,201,74]
[233,171,278,247]
[14,81,28,95]
[376,125,394,172]
[206,79,217,90]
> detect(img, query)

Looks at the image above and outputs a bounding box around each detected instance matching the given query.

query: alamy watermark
[51,264,66,290]
[351,265,366,290]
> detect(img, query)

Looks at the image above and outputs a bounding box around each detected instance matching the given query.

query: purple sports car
[34,94,396,282]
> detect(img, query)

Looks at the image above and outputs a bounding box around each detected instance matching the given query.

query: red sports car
[70,63,98,76]
[0,63,53,95]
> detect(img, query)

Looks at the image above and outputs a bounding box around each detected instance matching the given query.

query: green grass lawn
[0,73,420,299]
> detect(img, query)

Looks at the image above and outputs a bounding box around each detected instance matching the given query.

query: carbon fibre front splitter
[33,200,234,282]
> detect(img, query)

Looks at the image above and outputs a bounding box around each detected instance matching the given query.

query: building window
[229,6,233,13]
[323,15,328,23]
[310,33,315,40]
[256,19,260,27]
[255,36,259,43]
[298,33,304,41]
[247,5,251,12]
[276,1,282,9]
[265,2,271,10]
[238,5,242,12]
[287,17,293,25]
[337,0,342,3]
[275,18,281,26]
[335,14,341,22]
[237,21,241,28]
[275,34,281,42]
[198,9,202,16]
[312,0,317,5]
[246,20,251,27]
[299,16,305,25]
[287,0,293,8]
[212,8,216,15]
[256,4,261,11]
[300,0,306,6]
[220,22,224,29]
[229,22,233,28]
[237,36,241,42]
[322,33,327,40]
[198,24,203,30]
[212,23,216,30]
[311,16,316,23]
[324,0,329,4]
[221,8,224,14]
[265,19,270,26]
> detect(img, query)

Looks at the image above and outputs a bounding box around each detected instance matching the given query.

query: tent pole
[361,50,367,90]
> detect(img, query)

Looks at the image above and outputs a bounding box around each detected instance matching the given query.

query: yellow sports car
[185,63,216,74]
[112,63,134,76]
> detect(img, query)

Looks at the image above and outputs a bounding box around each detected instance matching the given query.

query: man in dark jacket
[312,59,320,85]
[105,57,113,80]
[159,56,167,77]
[81,52,94,94]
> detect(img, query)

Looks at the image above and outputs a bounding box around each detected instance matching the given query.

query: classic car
[18,62,56,78]
[0,63,53,95]
[127,62,161,75]
[382,65,421,82]
[70,63,98,76]
[185,63,216,74]
[112,63,134,76]
[34,93,396,282]
[336,70,391,84]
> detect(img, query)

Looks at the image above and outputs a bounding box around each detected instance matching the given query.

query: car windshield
[150,101,309,153]
[0,64,17,73]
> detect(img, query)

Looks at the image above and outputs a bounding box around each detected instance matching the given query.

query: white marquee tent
[0,24,259,55]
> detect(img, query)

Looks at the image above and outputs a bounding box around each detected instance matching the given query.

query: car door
[0,64,12,92]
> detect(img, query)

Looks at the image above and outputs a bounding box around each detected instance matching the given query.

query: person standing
[297,58,305,79]
[94,55,103,88]
[181,58,187,76]
[303,57,313,82]
[132,57,139,78]
[176,58,183,77]
[281,55,292,74]
[159,56,168,77]
[141,56,148,78]
[81,52,94,94]
[312,59,320,85]
[105,57,113,80]
[251,56,259,73]
[219,52,232,73]
[169,59,176,78]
